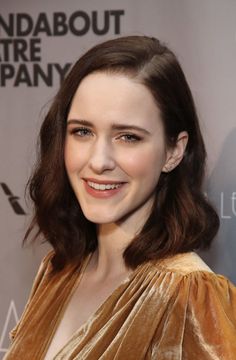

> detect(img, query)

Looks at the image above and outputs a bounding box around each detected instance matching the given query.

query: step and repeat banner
[0,0,235,357]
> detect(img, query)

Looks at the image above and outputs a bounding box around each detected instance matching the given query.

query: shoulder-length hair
[25,36,219,271]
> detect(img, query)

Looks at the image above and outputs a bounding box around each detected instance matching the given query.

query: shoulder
[148,251,236,306]
[155,251,214,275]
[9,250,86,342]
[31,250,55,289]
[9,251,54,342]
[37,250,55,274]
[148,253,236,358]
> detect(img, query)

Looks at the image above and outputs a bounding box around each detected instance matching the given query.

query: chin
[82,211,118,224]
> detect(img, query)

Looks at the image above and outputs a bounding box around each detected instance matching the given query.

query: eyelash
[69,127,142,143]
[119,134,141,142]
[70,127,93,137]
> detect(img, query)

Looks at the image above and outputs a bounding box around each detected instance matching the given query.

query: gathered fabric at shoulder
[150,269,236,360]
[182,271,236,359]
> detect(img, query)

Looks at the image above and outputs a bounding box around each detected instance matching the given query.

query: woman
[4,36,236,359]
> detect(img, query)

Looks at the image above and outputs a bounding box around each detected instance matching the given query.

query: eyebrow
[67,119,151,135]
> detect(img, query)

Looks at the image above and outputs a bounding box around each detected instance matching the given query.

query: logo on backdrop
[0,183,26,215]
[0,300,19,355]
[0,10,125,87]
[220,192,236,219]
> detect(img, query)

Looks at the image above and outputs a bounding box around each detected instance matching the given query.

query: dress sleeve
[9,251,54,342]
[182,271,236,359]
[149,270,236,360]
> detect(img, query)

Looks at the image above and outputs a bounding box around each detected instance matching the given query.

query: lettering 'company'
[0,10,125,87]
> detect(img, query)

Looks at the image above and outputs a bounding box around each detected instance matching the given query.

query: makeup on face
[64,72,169,227]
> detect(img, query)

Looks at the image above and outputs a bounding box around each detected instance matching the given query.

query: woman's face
[64,72,172,230]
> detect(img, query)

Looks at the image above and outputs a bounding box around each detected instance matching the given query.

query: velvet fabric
[4,251,236,359]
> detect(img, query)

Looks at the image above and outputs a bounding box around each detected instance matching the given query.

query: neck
[89,223,133,279]
[88,198,154,279]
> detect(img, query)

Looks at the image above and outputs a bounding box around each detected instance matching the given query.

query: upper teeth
[87,181,122,190]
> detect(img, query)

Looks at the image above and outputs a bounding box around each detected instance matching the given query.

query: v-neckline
[43,253,151,360]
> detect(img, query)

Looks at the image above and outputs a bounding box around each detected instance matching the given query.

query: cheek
[64,141,74,173]
[64,140,85,173]
[120,146,166,179]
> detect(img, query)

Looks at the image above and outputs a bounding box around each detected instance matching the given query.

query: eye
[119,134,142,143]
[70,127,93,137]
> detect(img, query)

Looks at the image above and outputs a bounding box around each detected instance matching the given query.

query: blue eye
[70,127,92,137]
[120,134,141,142]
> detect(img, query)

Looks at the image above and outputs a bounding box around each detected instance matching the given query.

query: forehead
[68,72,163,131]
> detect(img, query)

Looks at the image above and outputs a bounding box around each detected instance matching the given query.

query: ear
[162,131,188,173]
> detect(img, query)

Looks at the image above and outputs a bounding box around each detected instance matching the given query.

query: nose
[88,137,116,174]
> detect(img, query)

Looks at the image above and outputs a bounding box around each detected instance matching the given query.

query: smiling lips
[87,181,122,190]
[83,178,126,198]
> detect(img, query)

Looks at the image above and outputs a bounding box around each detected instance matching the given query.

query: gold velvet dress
[4,251,236,360]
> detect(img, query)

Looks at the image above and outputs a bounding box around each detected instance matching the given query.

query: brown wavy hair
[25,36,219,271]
